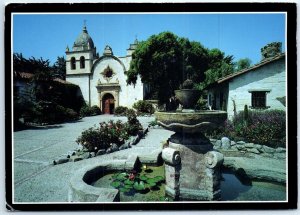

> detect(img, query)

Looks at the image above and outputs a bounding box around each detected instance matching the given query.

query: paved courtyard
[13,115,174,202]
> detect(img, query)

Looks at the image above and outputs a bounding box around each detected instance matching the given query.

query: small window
[251,91,268,108]
[103,66,113,78]
[80,56,85,69]
[71,57,76,70]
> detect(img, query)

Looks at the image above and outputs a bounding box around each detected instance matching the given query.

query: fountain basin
[155,110,227,133]
[68,155,140,202]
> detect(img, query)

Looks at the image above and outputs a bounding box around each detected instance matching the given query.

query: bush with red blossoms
[76,120,130,152]
[76,111,144,152]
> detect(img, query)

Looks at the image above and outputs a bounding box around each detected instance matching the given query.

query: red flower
[129,173,135,181]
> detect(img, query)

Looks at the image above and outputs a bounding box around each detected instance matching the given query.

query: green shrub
[64,107,79,121]
[80,105,92,117]
[114,106,129,116]
[194,96,208,110]
[24,102,79,124]
[125,109,143,136]
[80,105,101,117]
[90,105,101,115]
[133,100,155,115]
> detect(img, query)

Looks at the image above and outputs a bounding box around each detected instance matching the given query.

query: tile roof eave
[216,53,286,84]
[15,72,76,85]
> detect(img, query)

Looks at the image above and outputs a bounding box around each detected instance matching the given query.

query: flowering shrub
[76,111,143,152]
[133,100,155,115]
[227,110,286,148]
[76,120,129,152]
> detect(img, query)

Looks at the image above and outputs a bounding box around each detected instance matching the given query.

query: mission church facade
[65,25,145,114]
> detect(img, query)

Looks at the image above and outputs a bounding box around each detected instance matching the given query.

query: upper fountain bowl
[155,110,227,134]
[174,89,201,109]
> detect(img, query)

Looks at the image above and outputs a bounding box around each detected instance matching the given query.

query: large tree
[53,56,66,80]
[126,32,209,105]
[126,32,182,105]
[235,58,252,71]
[13,53,54,82]
[201,48,235,88]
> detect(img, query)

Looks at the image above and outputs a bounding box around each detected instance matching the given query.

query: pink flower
[129,173,135,181]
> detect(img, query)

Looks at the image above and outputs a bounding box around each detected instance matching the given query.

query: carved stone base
[162,133,223,201]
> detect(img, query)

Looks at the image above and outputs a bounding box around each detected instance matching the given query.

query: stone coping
[68,155,139,202]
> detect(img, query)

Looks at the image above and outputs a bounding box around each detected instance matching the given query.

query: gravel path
[13,115,174,202]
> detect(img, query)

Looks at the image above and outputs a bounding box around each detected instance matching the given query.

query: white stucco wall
[227,58,286,119]
[66,75,90,104]
[90,56,143,108]
[66,51,94,75]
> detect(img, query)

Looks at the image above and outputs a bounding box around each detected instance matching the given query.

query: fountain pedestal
[156,111,226,201]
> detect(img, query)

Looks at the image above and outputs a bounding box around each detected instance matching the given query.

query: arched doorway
[102,93,115,114]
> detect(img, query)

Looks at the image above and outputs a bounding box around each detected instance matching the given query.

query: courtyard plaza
[13,115,174,202]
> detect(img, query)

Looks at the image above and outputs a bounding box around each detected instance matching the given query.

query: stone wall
[210,137,286,160]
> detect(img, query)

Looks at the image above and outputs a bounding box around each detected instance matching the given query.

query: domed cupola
[72,25,95,51]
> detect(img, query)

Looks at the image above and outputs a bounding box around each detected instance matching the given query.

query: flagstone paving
[12,115,174,202]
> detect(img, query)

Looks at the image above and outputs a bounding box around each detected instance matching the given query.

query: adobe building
[205,42,286,119]
[65,25,145,114]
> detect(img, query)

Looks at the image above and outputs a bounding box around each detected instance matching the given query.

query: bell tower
[65,22,99,105]
[65,22,97,75]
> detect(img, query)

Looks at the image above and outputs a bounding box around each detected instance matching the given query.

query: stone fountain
[156,88,227,201]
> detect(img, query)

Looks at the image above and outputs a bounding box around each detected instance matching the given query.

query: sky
[13,13,285,65]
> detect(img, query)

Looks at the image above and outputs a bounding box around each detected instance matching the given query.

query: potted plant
[174,79,201,109]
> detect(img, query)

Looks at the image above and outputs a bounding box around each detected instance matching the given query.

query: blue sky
[13,13,285,65]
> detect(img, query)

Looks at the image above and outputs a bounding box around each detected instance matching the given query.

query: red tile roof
[15,72,74,85]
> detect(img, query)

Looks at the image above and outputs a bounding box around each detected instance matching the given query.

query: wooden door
[104,99,110,114]
[102,93,114,114]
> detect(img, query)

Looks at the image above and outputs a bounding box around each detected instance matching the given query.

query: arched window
[80,56,85,69]
[71,57,76,70]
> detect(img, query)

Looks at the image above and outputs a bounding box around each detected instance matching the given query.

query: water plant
[109,168,165,194]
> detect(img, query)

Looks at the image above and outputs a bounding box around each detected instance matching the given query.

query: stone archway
[102,93,115,114]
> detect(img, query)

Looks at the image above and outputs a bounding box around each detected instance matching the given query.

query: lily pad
[159,196,165,201]
[139,175,148,181]
[124,179,134,185]
[112,173,119,179]
[133,181,146,191]
[146,182,157,188]
[110,181,121,188]
[116,173,127,181]
[146,178,157,184]
[119,187,130,193]
[124,184,133,189]
[153,176,164,182]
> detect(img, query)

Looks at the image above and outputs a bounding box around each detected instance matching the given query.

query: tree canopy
[53,56,66,80]
[235,58,252,71]
[13,53,66,81]
[126,32,210,104]
[126,31,236,104]
[200,49,235,88]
